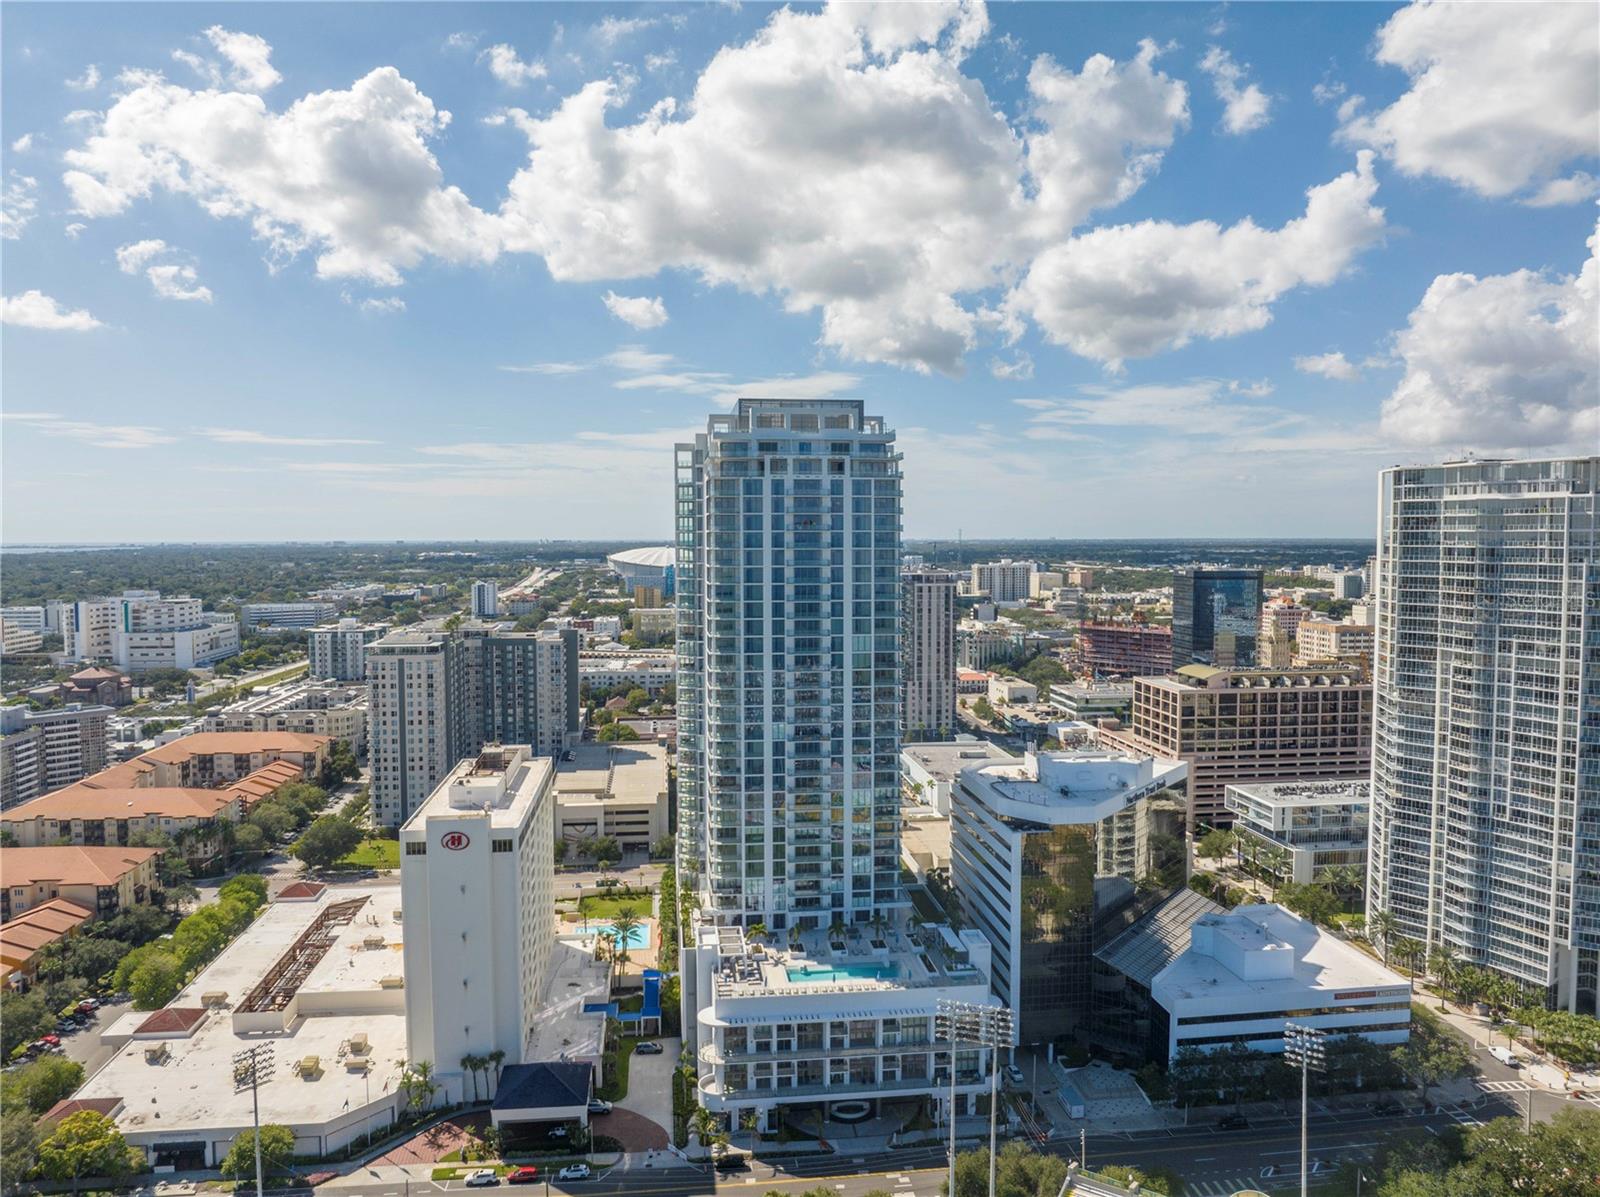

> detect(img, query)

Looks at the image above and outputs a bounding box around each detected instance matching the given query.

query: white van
[1489,1045,1520,1068]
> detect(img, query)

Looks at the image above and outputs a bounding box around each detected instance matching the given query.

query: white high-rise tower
[675,398,904,928]
[1368,456,1599,1012]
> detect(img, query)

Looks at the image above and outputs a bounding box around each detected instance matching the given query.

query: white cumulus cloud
[602,291,669,329]
[204,25,282,91]
[1,291,103,330]
[117,239,213,302]
[1379,225,1598,451]
[64,62,499,285]
[1012,152,1385,368]
[1340,1,1599,203]
[480,43,546,86]
[1199,46,1272,135]
[65,65,101,91]
[1294,351,1362,382]
[11,134,34,153]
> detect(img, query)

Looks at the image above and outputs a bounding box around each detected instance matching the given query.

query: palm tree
[689,1106,719,1157]
[737,1108,760,1159]
[1391,935,1424,975]
[869,912,888,941]
[745,922,769,949]
[610,906,642,974]
[400,1060,439,1114]
[487,1049,505,1096]
[460,1054,484,1102]
[1258,847,1291,898]
[788,924,803,951]
[1427,945,1458,1008]
[828,916,848,944]
[1370,910,1400,965]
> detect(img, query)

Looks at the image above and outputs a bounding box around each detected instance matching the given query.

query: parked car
[38,1034,61,1047]
[555,1164,590,1181]
[596,877,620,888]
[1370,1098,1404,1116]
[548,1125,569,1140]
[713,1155,750,1174]
[505,1167,539,1185]
[587,1099,613,1115]
[56,1020,79,1035]
[1490,1046,1521,1068]
[77,999,99,1014]
[1004,1064,1026,1086]
[1217,1113,1250,1131]
[635,1041,664,1055]
[464,1169,498,1187]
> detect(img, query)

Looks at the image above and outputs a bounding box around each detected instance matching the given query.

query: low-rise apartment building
[1224,779,1369,884]
[553,742,669,850]
[0,898,93,985]
[1098,664,1371,830]
[0,845,161,921]
[202,681,367,755]
[578,656,675,694]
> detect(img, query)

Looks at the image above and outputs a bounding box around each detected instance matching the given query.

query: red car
[506,1168,539,1185]
[40,1034,61,1046]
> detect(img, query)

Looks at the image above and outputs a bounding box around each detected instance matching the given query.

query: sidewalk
[1425,1000,1600,1093]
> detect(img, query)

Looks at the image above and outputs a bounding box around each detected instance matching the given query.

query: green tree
[0,989,55,1057]
[128,950,183,1010]
[36,1111,136,1195]
[1197,828,1236,861]
[623,688,651,712]
[609,907,643,973]
[1278,881,1340,926]
[591,835,623,867]
[597,722,640,742]
[232,823,266,857]
[248,803,296,842]
[399,1060,439,1114]
[294,815,363,869]
[2,1056,86,1116]
[0,1106,40,1194]
[219,1124,295,1180]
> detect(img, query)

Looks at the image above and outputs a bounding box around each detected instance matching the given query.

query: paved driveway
[613,1036,679,1150]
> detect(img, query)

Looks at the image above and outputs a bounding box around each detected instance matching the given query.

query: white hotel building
[676,399,1002,1135]
[400,744,555,1102]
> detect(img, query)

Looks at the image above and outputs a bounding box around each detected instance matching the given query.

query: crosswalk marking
[1477,1079,1533,1093]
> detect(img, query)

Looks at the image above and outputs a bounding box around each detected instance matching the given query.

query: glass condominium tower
[1368,457,1599,1012]
[675,399,903,928]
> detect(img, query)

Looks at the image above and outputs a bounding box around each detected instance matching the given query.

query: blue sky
[2,1,1595,543]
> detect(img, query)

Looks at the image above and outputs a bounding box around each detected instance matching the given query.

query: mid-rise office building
[1077,621,1173,677]
[471,581,500,619]
[956,620,1029,670]
[1,621,43,654]
[308,619,389,682]
[950,749,1187,1045]
[1331,571,1365,600]
[1150,905,1410,1062]
[367,623,578,826]
[900,569,957,740]
[970,559,1036,603]
[1259,597,1311,648]
[1224,779,1368,885]
[1368,456,1599,1013]
[1048,682,1135,724]
[553,742,669,850]
[1292,618,1374,668]
[241,602,339,629]
[400,745,555,1102]
[1,704,113,810]
[1098,664,1371,830]
[1172,568,1263,668]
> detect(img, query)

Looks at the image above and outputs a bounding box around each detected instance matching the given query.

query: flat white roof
[75,887,406,1140]
[959,749,1187,825]
[1153,904,1408,1004]
[1226,779,1371,807]
[402,747,552,832]
[901,740,1017,781]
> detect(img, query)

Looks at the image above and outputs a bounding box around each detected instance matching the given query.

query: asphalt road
[557,860,665,902]
[319,1105,1506,1197]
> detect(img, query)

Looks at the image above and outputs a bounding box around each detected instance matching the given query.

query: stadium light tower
[1284,1023,1326,1197]
[937,999,1014,1197]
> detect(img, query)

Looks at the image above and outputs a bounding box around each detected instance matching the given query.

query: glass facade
[1370,457,1599,1012]
[951,765,1186,1045]
[1171,569,1263,667]
[675,399,903,927]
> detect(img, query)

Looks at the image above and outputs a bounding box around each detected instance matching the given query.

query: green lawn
[336,839,400,869]
[578,893,652,920]
[597,1035,640,1101]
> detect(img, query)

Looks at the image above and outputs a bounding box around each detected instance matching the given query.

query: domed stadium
[607,545,676,597]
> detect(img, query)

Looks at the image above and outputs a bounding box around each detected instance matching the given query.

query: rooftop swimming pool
[784,962,896,984]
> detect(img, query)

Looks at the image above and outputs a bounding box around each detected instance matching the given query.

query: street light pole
[1284,1023,1325,1197]
[937,998,1012,1197]
[232,1044,275,1197]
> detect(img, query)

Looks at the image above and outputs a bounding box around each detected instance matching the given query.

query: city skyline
[3,1,1595,544]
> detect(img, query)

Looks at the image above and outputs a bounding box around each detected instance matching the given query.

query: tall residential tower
[1368,457,1599,1013]
[675,398,903,927]
[900,569,958,741]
